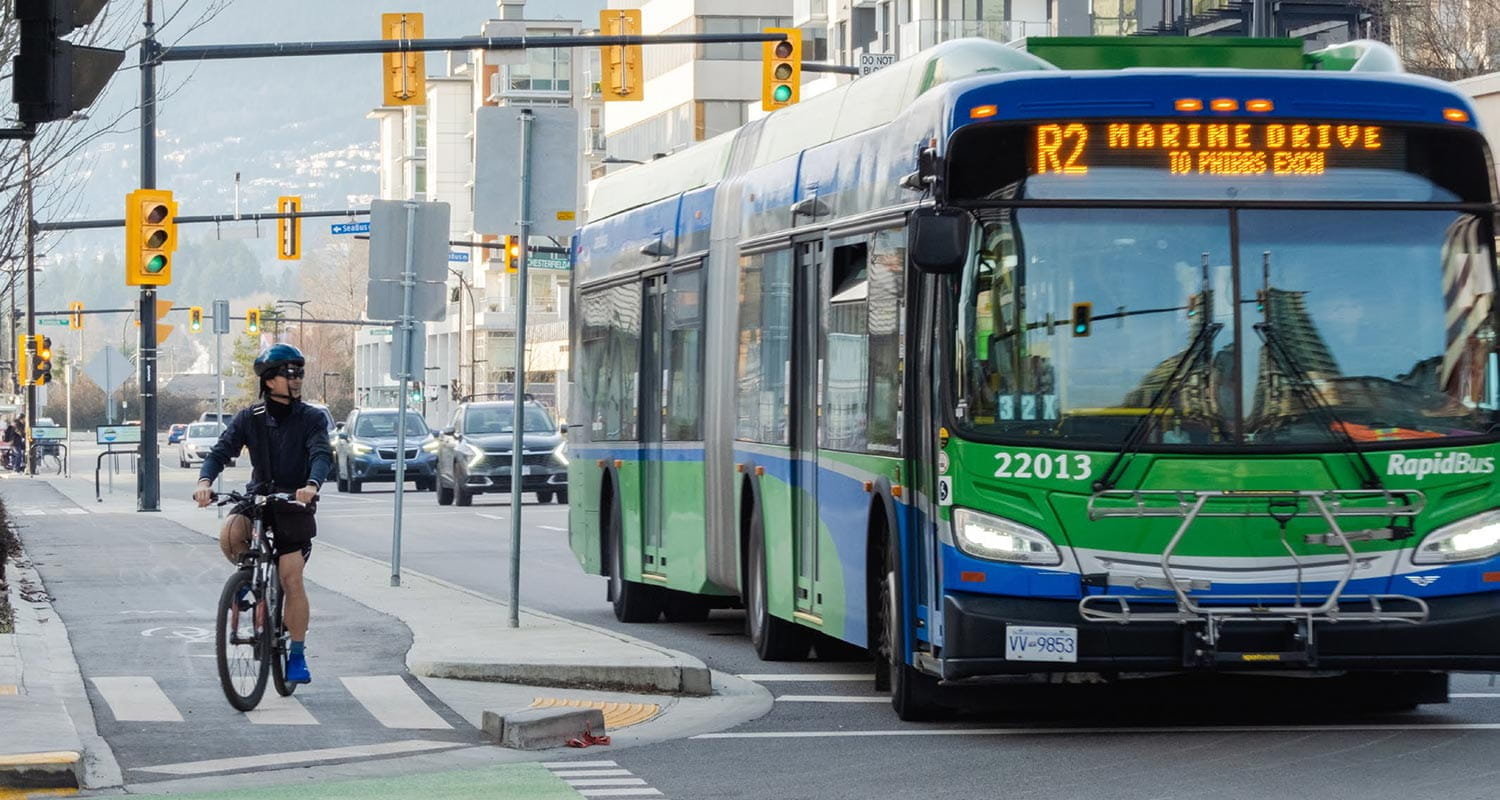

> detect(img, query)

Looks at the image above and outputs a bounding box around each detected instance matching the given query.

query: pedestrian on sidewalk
[192,344,332,685]
[4,417,24,472]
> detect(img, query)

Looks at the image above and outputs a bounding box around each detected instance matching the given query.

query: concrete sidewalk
[0,472,767,791]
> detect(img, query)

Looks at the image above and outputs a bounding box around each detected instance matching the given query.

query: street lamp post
[275,299,312,349]
[447,268,478,401]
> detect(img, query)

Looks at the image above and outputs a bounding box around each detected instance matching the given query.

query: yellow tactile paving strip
[0,685,17,695]
[529,697,660,729]
[0,788,77,800]
[0,752,78,767]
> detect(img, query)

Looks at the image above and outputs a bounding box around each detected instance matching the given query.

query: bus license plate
[1004,625,1077,663]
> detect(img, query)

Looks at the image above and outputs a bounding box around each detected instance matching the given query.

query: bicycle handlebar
[207,490,305,508]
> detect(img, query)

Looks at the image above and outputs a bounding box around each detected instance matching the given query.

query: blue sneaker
[284,653,311,684]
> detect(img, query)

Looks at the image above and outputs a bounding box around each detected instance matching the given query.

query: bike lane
[0,479,485,782]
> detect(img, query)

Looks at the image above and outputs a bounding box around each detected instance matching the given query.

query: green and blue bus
[568,36,1500,719]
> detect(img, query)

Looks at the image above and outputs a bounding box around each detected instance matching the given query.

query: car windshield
[187,423,222,438]
[465,405,556,434]
[354,412,428,438]
[956,207,1500,448]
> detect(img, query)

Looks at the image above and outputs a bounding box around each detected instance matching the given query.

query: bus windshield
[956,206,1500,449]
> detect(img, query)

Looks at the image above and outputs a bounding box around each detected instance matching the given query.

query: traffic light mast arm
[155,31,791,62]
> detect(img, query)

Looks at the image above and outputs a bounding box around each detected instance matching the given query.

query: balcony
[583,126,606,155]
[897,18,1054,58]
[792,0,828,27]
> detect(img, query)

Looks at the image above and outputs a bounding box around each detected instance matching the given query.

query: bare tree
[295,237,367,418]
[1372,0,1500,79]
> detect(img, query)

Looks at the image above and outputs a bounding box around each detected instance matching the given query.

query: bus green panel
[567,457,604,574]
[809,450,905,644]
[755,462,801,624]
[655,459,731,596]
[615,458,645,582]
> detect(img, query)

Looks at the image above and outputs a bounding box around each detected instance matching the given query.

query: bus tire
[746,501,809,661]
[608,493,663,622]
[879,527,943,720]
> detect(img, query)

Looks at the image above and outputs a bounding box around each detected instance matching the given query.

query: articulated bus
[567,36,1500,719]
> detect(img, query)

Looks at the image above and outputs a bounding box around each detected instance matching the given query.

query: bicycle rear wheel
[215,568,269,711]
[269,571,296,697]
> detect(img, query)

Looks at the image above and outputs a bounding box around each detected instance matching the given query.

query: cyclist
[193,344,332,684]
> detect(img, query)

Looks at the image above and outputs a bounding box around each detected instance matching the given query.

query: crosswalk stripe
[738,673,869,682]
[775,695,886,703]
[245,693,318,725]
[340,676,451,729]
[566,779,648,787]
[544,761,618,769]
[136,739,462,775]
[551,769,634,778]
[576,790,662,798]
[61,508,87,515]
[90,677,184,722]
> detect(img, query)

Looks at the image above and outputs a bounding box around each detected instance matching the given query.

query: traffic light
[13,0,125,125]
[599,9,643,102]
[502,235,521,274]
[14,336,29,388]
[381,13,426,106]
[246,308,261,335]
[32,335,52,386]
[125,188,178,286]
[68,301,83,330]
[1071,302,1093,337]
[189,306,203,332]
[277,196,301,260]
[761,28,802,111]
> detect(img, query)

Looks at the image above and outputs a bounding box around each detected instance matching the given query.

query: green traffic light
[145,255,167,274]
[773,84,792,103]
[1075,324,1087,334]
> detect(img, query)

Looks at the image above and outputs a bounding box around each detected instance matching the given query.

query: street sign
[212,299,230,334]
[331,221,370,235]
[31,426,66,441]
[95,425,142,445]
[448,252,470,262]
[82,345,131,396]
[529,252,570,271]
[474,106,580,239]
[859,52,897,76]
[367,328,393,337]
[389,321,426,381]
[38,317,69,326]
[367,200,450,321]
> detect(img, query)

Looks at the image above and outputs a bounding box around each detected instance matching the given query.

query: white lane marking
[545,761,618,769]
[550,769,634,778]
[539,525,567,532]
[245,693,318,725]
[61,508,88,515]
[694,723,1500,740]
[135,739,463,775]
[90,677,184,722]
[774,695,886,703]
[567,779,648,787]
[1454,693,1500,698]
[739,673,870,682]
[576,790,662,798]
[475,513,506,521]
[340,675,452,729]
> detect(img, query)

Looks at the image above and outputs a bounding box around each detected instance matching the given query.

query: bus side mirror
[908,207,970,275]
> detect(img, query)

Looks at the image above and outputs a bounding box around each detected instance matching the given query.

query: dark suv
[333,407,436,493]
[433,399,567,506]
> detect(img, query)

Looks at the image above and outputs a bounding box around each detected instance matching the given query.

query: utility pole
[137,0,160,511]
[507,109,534,629]
[23,142,36,475]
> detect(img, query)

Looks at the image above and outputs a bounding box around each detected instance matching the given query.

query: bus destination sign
[1031,121,1398,178]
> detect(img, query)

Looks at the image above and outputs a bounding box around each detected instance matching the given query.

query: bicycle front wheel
[268,571,296,697]
[215,568,269,711]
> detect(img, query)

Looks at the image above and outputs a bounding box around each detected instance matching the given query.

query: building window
[699,17,793,61]
[507,35,573,93]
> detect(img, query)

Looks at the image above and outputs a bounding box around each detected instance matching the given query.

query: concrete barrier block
[496,706,606,751]
[480,710,504,743]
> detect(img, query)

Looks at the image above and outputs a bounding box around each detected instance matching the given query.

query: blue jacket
[198,402,333,492]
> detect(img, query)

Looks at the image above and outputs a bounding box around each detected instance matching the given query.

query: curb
[0,555,82,790]
[411,660,712,696]
[0,750,80,789]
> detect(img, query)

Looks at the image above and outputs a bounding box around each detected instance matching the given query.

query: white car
[179,421,234,468]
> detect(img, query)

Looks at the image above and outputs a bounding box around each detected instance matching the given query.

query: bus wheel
[880,532,943,720]
[609,497,663,623]
[747,501,809,660]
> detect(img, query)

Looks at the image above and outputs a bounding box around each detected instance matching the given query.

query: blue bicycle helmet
[253,343,305,379]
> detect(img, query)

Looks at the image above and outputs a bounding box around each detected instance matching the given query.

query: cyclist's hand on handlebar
[295,485,318,505]
[193,482,214,508]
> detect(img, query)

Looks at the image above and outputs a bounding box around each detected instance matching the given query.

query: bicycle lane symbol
[140,626,214,644]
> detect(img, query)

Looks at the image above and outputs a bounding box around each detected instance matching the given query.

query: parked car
[333,408,435,493]
[179,421,233,468]
[433,399,567,507]
[167,423,188,444]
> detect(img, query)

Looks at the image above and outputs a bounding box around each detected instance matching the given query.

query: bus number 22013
[994,452,1092,480]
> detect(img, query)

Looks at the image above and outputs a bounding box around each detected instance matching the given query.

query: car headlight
[1414,510,1500,564]
[351,442,374,456]
[950,508,1062,566]
[421,438,440,453]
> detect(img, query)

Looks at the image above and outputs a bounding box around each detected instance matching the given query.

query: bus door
[792,239,825,619]
[639,276,668,579]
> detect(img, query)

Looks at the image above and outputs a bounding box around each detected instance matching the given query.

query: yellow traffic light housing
[761,29,802,111]
[32,335,51,386]
[125,188,178,286]
[1071,302,1093,337]
[381,13,427,106]
[246,308,261,334]
[68,301,83,330]
[503,235,521,274]
[599,9,643,102]
[14,336,28,387]
[189,306,203,332]
[277,196,302,260]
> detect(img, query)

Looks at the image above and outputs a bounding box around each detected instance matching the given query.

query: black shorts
[231,497,317,562]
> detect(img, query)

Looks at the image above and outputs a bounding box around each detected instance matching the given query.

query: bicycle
[28,442,61,475]
[210,490,302,711]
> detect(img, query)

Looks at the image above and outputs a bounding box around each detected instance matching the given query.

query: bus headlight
[1414,510,1500,564]
[951,508,1061,566]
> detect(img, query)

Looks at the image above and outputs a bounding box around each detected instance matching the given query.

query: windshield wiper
[1093,319,1223,492]
[1254,321,1382,490]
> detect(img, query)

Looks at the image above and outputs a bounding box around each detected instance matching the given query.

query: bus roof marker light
[1246,99,1274,112]
[1210,98,1239,112]
[970,104,998,119]
[1444,108,1471,123]
[1175,98,1203,112]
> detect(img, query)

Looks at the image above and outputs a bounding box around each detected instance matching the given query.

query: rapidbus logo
[1386,452,1496,481]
